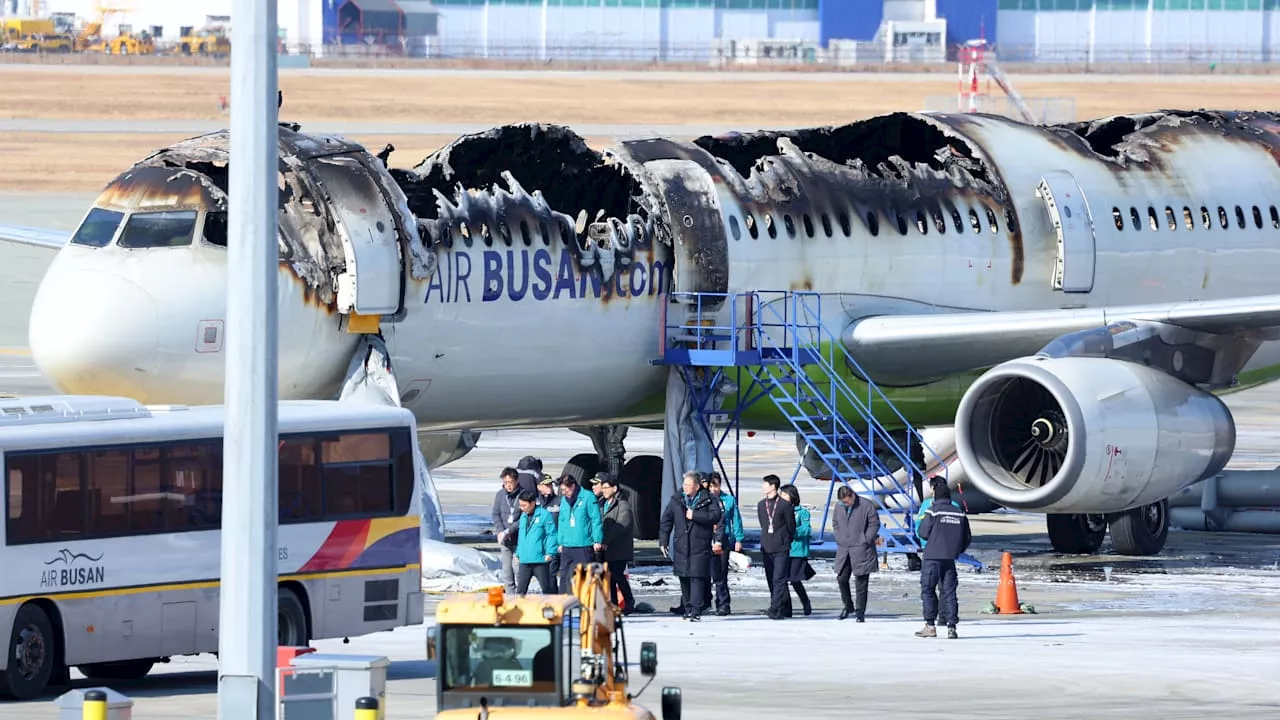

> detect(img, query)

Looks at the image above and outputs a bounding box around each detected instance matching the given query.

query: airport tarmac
[2,191,1280,717]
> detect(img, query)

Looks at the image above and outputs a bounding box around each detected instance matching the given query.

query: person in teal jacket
[704,473,745,615]
[556,475,604,593]
[514,490,558,594]
[781,484,813,616]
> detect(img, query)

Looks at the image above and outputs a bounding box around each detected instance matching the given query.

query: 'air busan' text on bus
[424,249,668,304]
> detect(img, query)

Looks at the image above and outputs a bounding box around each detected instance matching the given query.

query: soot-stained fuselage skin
[28,111,1280,434]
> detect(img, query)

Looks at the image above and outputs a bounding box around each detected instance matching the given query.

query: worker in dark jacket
[831,484,881,621]
[597,475,636,614]
[659,471,723,621]
[915,477,972,639]
[491,467,523,593]
[515,456,544,495]
[756,474,795,620]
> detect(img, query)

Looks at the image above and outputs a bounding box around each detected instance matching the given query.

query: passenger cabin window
[117,210,198,249]
[1200,206,1212,229]
[203,211,228,247]
[1113,207,1124,231]
[1129,207,1141,231]
[69,207,125,248]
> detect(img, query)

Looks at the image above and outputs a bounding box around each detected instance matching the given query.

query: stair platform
[657,290,983,570]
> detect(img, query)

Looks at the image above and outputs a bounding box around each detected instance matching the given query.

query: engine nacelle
[954,356,1235,514]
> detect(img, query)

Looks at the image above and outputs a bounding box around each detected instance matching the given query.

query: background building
[1,0,1277,64]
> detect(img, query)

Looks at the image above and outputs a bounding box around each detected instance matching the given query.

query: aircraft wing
[842,294,1280,386]
[0,224,68,250]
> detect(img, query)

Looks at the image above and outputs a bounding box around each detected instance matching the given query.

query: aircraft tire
[621,455,663,541]
[1046,513,1107,554]
[1109,499,1170,556]
[561,453,600,486]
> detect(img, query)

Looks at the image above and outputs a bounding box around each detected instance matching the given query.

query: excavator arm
[568,562,622,704]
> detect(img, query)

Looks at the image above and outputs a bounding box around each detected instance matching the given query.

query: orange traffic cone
[994,551,1024,614]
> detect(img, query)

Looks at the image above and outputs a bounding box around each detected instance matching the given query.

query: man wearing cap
[596,474,637,614]
[556,474,604,593]
[491,467,523,593]
[915,476,972,639]
[516,456,544,495]
[536,473,562,592]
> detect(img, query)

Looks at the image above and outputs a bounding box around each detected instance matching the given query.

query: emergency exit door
[1038,170,1096,294]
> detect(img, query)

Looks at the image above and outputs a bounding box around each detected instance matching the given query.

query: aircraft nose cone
[29,269,159,398]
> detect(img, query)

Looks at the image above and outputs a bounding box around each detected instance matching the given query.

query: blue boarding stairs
[654,290,983,570]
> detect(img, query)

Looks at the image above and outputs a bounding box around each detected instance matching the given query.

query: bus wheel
[78,659,155,681]
[278,588,309,646]
[1,603,57,700]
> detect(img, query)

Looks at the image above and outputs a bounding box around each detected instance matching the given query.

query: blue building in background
[320,0,1278,64]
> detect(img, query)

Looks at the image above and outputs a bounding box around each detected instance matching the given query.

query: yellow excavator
[427,563,682,719]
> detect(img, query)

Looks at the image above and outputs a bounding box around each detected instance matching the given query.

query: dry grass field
[1,67,1279,192]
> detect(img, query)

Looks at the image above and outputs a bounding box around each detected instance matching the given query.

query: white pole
[217,0,279,716]
[1087,1,1096,66]
[1144,0,1153,64]
[540,0,548,61]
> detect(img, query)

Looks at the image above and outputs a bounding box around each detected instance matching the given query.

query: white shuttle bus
[0,395,426,700]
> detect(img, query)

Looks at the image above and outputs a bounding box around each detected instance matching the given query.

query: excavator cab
[428,568,682,719]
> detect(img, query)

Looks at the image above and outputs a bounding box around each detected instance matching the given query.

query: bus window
[323,464,393,517]
[280,438,321,523]
[87,450,130,536]
[129,447,165,533]
[51,453,85,539]
[393,432,415,516]
[321,432,390,464]
[166,444,216,530]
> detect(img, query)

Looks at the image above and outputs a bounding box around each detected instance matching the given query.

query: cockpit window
[69,207,124,248]
[203,211,227,247]
[117,210,198,249]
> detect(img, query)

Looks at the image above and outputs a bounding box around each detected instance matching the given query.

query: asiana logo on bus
[40,549,106,588]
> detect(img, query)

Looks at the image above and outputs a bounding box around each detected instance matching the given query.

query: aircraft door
[1037,169,1096,294]
[309,154,405,318]
[638,158,728,300]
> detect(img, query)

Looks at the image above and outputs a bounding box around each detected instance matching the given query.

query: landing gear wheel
[621,455,663,541]
[1046,513,1107,554]
[0,604,57,700]
[78,659,155,681]
[561,453,600,486]
[1109,499,1170,556]
[278,588,310,647]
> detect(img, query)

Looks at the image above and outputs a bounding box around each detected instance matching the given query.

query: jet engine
[953,355,1235,514]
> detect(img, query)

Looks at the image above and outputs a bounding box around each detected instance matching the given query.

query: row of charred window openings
[726,202,1017,241]
[1114,203,1280,232]
[432,200,1019,250]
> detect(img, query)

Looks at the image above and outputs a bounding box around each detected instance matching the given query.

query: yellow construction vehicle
[174,25,230,57]
[427,563,681,719]
[0,17,73,53]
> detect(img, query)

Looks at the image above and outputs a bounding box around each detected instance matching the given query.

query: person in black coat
[597,475,637,614]
[659,470,723,621]
[756,474,795,620]
[832,484,881,621]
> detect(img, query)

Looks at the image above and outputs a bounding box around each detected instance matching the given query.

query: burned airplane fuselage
[32,109,1280,429]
